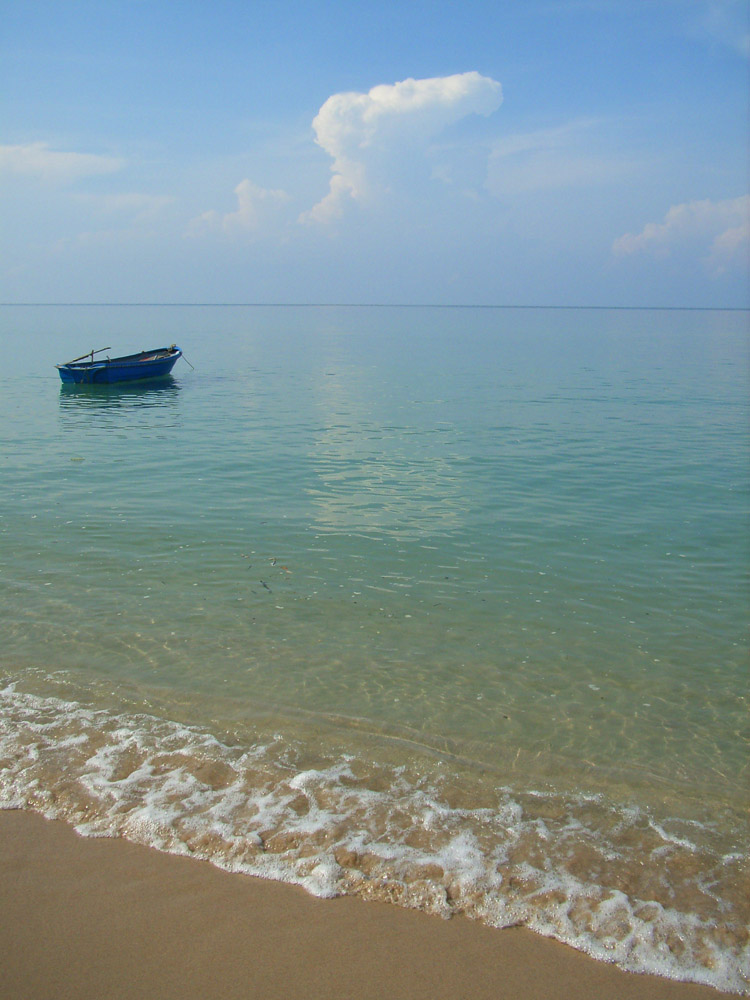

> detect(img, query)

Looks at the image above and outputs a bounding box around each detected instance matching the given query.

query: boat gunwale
[56,345,180,371]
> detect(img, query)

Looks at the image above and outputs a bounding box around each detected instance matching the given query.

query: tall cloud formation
[301,72,502,224]
[613,195,749,275]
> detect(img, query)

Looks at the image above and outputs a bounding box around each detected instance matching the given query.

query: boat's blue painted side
[57,346,182,384]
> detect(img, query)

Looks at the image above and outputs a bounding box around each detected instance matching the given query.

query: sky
[1,0,748,307]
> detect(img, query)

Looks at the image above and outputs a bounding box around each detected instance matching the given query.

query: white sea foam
[1,683,748,994]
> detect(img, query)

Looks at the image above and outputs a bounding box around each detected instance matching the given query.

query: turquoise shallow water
[1,305,748,991]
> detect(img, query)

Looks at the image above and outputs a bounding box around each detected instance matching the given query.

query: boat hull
[57,347,182,384]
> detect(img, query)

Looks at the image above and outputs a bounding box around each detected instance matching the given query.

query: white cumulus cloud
[0,142,123,182]
[188,178,290,237]
[613,195,750,274]
[300,72,502,224]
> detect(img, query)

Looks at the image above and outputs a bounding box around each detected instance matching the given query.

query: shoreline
[1,808,736,1000]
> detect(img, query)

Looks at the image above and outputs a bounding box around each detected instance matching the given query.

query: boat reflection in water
[59,376,181,405]
[58,376,182,431]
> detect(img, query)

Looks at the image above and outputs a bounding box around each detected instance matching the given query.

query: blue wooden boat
[56,345,182,384]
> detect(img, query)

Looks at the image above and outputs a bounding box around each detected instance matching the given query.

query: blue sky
[1,0,748,306]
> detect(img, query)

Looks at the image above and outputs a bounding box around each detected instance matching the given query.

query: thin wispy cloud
[486,119,634,195]
[300,72,502,224]
[0,142,123,182]
[540,0,748,52]
[72,192,174,220]
[693,0,750,57]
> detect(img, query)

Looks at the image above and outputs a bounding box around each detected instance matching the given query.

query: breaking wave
[1,683,747,994]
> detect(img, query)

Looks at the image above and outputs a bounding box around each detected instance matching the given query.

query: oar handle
[65,346,112,364]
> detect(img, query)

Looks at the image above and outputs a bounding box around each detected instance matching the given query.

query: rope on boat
[180,352,196,371]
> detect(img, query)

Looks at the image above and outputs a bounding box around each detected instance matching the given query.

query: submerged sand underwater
[1,305,748,992]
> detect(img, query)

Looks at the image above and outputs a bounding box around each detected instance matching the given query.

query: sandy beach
[0,809,734,1000]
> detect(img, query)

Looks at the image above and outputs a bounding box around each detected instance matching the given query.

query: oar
[65,346,112,365]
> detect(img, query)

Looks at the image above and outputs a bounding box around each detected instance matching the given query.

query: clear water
[1,305,748,991]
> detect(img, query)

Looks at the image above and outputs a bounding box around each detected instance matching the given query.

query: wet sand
[0,809,734,1000]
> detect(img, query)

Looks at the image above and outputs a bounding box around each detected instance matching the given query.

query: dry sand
[0,808,733,1000]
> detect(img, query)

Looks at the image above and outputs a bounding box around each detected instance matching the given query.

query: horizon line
[1,302,748,312]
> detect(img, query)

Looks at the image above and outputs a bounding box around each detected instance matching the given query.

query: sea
[1,304,748,992]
